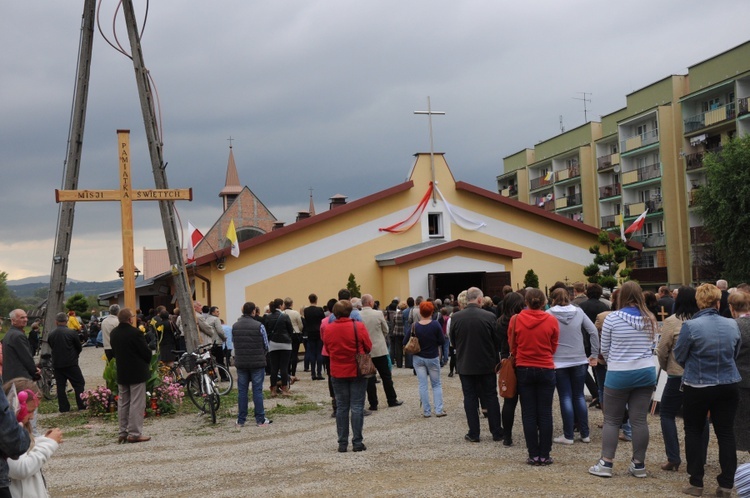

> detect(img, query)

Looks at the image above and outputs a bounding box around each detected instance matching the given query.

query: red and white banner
[624,209,648,235]
[187,221,204,263]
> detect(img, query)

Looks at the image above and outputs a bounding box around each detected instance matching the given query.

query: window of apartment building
[703,97,723,111]
[428,213,444,238]
[566,157,579,168]
[637,123,648,137]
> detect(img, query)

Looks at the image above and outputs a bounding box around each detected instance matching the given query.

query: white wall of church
[407,256,506,298]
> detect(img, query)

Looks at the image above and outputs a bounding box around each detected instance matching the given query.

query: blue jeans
[516,366,556,459]
[332,377,368,448]
[306,339,323,377]
[660,376,683,464]
[459,373,502,440]
[556,364,589,439]
[237,367,266,425]
[413,355,443,416]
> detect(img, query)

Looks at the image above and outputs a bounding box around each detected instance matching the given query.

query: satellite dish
[614,165,621,173]
[546,193,553,201]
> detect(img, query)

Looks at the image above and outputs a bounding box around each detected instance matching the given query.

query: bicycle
[172,346,233,396]
[178,346,221,424]
[36,354,57,401]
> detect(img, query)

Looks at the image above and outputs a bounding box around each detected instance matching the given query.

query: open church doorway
[428,271,511,301]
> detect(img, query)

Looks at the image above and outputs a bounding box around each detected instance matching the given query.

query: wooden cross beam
[55,130,192,314]
[414,96,445,205]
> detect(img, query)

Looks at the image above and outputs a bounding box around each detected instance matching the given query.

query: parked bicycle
[36,354,56,401]
[175,345,233,423]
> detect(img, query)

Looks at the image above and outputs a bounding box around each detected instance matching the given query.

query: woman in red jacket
[322,300,373,453]
[509,288,559,466]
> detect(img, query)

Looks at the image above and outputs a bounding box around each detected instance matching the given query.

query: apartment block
[498,41,750,288]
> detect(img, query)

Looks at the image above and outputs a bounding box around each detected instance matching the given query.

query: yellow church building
[192,152,623,316]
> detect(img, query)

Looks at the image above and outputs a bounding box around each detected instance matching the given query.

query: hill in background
[8,276,122,299]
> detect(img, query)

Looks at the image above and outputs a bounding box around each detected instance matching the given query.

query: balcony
[684,102,736,133]
[625,198,663,217]
[630,266,668,283]
[620,129,659,154]
[599,183,621,199]
[530,175,553,191]
[555,193,582,209]
[740,97,749,117]
[631,233,666,248]
[601,214,618,229]
[501,185,518,197]
[597,153,620,171]
[536,199,555,212]
[685,152,704,171]
[622,163,661,185]
[555,165,580,182]
[690,225,712,245]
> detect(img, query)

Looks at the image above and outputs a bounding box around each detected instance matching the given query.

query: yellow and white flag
[227,219,240,258]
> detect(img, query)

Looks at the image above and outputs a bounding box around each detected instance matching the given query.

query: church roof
[219,147,243,197]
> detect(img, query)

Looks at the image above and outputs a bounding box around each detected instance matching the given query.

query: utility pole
[44,0,96,349]
[121,0,199,351]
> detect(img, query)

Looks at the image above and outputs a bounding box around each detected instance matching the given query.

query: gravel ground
[37,346,749,497]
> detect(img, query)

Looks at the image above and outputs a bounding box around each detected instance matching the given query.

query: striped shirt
[601,307,656,389]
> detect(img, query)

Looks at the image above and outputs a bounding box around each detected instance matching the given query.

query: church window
[428,213,444,238]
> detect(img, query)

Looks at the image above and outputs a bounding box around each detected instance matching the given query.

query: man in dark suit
[1,309,39,381]
[47,312,86,412]
[449,287,502,443]
[110,308,152,444]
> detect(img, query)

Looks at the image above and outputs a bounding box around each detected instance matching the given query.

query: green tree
[0,271,23,319]
[583,231,632,291]
[346,273,361,298]
[65,292,89,315]
[696,135,750,283]
[523,269,539,289]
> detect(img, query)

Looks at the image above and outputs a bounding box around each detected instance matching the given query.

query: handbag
[497,316,517,398]
[403,324,421,355]
[497,356,517,398]
[353,322,377,378]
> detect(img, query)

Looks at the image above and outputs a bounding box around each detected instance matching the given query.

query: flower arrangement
[147,375,184,416]
[80,386,113,417]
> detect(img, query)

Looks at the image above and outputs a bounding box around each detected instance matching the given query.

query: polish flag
[624,209,648,235]
[187,221,203,263]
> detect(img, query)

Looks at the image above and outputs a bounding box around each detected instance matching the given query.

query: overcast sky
[2,1,749,282]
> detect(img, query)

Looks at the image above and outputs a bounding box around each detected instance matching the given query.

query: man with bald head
[1,309,39,381]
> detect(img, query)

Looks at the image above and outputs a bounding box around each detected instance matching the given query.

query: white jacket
[8,435,59,498]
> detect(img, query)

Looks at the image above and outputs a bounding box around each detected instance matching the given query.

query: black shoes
[464,434,480,443]
[368,406,378,411]
[353,444,367,452]
[338,445,347,453]
[388,400,403,407]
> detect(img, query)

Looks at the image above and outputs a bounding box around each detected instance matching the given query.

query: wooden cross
[657,306,669,321]
[55,130,192,314]
[414,96,445,205]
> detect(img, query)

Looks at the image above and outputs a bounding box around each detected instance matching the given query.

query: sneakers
[257,418,272,427]
[235,421,245,428]
[628,460,647,478]
[589,459,613,477]
[553,435,574,445]
[715,486,732,497]
[580,436,591,443]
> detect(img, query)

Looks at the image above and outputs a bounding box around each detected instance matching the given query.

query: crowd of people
[3,276,750,496]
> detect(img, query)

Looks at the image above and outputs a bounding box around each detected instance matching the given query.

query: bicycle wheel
[186,374,221,416]
[210,365,233,395]
[38,368,56,401]
[208,392,218,424]
[185,374,205,412]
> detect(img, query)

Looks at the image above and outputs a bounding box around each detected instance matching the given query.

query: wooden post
[55,130,192,318]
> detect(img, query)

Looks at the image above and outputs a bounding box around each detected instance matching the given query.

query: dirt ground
[37,347,749,497]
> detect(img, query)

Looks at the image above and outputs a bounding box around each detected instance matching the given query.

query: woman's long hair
[500,292,524,327]
[674,286,699,320]
[618,281,657,337]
